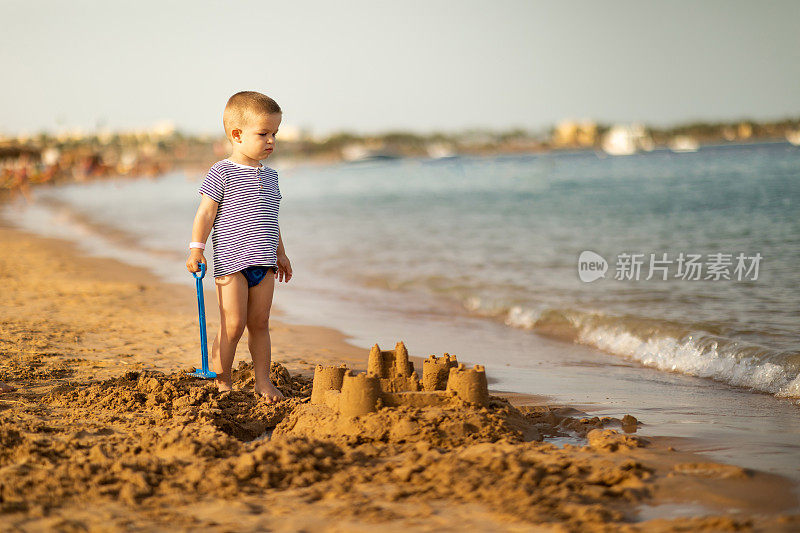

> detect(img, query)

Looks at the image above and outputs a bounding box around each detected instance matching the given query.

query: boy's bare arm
[186,195,219,272]
[276,229,286,257]
[275,228,292,282]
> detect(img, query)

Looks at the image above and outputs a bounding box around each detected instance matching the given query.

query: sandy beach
[1,220,799,532]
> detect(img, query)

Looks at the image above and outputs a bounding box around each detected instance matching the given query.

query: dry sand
[1,221,799,532]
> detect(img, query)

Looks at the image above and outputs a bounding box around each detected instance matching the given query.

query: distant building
[738,122,753,140]
[552,120,597,148]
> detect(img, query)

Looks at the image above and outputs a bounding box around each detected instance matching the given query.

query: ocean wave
[464,297,800,399]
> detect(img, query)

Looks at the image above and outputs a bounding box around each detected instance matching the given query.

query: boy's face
[232,113,282,161]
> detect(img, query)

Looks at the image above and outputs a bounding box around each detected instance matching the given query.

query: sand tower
[446,363,489,407]
[367,344,386,378]
[422,353,458,391]
[339,372,382,417]
[368,341,414,378]
[311,364,348,405]
[367,341,421,392]
[393,341,414,377]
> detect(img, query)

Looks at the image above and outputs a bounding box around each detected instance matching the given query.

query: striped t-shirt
[198,158,282,277]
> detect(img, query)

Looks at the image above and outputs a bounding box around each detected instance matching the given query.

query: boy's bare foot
[255,381,285,403]
[0,381,16,394]
[215,378,232,392]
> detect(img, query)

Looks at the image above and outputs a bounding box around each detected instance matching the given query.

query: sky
[1,0,798,137]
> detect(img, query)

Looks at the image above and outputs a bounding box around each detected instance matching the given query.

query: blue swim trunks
[240,265,276,288]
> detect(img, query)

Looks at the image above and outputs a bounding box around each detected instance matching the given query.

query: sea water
[6,142,800,484]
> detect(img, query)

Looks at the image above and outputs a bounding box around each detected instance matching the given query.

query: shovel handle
[192,261,212,376]
[192,262,206,279]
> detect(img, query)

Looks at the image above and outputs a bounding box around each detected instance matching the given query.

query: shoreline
[2,217,799,529]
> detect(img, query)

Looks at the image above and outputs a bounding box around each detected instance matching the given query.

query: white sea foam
[777,374,800,399]
[504,305,543,329]
[464,296,800,400]
[576,324,799,398]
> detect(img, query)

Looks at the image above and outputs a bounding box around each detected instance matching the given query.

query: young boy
[185,91,291,403]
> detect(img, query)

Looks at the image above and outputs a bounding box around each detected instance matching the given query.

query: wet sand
[1,222,799,532]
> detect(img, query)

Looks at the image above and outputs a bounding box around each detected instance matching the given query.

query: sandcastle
[311,341,489,416]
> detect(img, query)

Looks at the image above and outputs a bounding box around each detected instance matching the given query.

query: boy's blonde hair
[223,91,282,140]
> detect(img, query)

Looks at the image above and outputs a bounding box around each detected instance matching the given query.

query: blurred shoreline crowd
[0,126,217,200]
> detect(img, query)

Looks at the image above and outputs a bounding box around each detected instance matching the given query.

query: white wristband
[189,242,206,250]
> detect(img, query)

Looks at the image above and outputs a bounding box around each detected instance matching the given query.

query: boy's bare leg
[212,274,249,391]
[246,273,284,402]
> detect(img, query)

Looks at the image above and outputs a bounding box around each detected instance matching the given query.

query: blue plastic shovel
[189,262,216,379]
